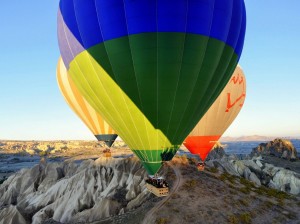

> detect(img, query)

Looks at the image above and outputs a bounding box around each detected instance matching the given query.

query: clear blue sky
[0,1,299,140]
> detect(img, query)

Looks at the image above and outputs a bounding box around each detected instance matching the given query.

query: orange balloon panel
[56,57,115,137]
[184,65,246,161]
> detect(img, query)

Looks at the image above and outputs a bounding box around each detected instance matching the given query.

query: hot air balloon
[56,58,118,148]
[184,65,246,166]
[57,0,246,176]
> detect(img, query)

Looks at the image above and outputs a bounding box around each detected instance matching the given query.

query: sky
[0,0,299,140]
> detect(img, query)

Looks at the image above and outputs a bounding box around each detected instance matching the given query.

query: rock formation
[0,205,27,224]
[206,155,300,195]
[0,157,150,224]
[0,141,104,156]
[251,138,298,160]
[206,142,226,160]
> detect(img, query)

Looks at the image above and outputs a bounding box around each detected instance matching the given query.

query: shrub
[220,172,236,184]
[183,179,197,189]
[255,186,291,200]
[187,157,197,165]
[208,167,219,173]
[240,177,255,188]
[228,215,239,224]
[240,187,251,194]
[172,208,180,213]
[263,200,275,209]
[239,213,251,224]
[156,218,169,224]
[238,198,249,206]
[171,193,180,199]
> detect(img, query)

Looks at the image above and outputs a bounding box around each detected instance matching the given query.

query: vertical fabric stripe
[57,57,116,136]
[57,59,96,134]
[67,74,99,133]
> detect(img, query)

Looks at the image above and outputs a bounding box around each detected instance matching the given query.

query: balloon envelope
[184,65,246,161]
[58,0,246,175]
[56,58,117,147]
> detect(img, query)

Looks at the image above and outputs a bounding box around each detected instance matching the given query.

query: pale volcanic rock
[248,172,261,186]
[0,165,41,205]
[206,158,239,176]
[255,156,264,168]
[269,169,300,195]
[0,157,150,224]
[242,159,262,172]
[0,205,28,224]
[232,160,247,176]
[206,143,226,160]
[66,198,120,223]
[262,163,281,177]
[207,155,300,195]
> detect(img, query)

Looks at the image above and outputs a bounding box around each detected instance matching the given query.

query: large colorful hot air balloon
[57,0,246,175]
[57,58,118,147]
[184,65,246,161]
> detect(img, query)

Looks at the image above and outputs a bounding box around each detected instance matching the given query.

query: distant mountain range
[220,135,300,142]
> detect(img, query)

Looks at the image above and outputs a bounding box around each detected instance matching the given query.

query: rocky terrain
[0,139,299,224]
[206,155,300,195]
[251,138,298,160]
[1,155,299,224]
[205,139,300,195]
[0,157,152,224]
[0,140,132,183]
[0,140,127,156]
[220,135,300,142]
[147,157,300,224]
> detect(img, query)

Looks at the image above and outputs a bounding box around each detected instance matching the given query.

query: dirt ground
[141,156,300,224]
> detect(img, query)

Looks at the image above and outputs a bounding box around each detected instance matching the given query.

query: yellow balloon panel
[56,57,115,136]
[190,65,246,137]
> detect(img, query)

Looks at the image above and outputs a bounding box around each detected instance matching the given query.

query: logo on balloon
[226,73,246,112]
